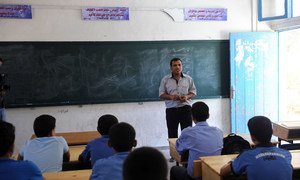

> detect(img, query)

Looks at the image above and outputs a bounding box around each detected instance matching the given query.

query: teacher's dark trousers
[166,105,192,138]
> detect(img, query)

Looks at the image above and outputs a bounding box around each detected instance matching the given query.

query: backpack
[221,133,251,155]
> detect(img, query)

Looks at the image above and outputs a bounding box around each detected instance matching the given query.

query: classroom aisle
[157,146,177,180]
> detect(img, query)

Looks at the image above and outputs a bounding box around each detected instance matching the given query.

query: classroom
[1,0,300,179]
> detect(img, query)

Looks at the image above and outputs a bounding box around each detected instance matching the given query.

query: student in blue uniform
[220,116,292,180]
[18,114,70,173]
[170,101,223,180]
[123,146,168,180]
[79,114,118,167]
[90,122,137,180]
[0,121,42,180]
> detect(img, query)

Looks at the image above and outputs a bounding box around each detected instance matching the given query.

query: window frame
[258,0,292,21]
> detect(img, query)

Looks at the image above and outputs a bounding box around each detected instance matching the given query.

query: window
[258,0,290,21]
[293,0,300,17]
[279,29,300,121]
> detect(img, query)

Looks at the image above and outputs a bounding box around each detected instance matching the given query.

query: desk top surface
[272,121,300,140]
[69,145,85,162]
[273,121,300,129]
[201,154,237,175]
[43,169,91,179]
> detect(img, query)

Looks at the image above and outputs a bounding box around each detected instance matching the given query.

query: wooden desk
[63,145,90,171]
[272,121,300,149]
[193,160,202,178]
[291,150,300,169]
[200,150,300,180]
[69,145,85,162]
[43,169,91,180]
[31,131,99,146]
[168,138,186,165]
[201,154,238,180]
[273,121,300,140]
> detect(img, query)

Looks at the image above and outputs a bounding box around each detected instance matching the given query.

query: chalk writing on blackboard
[0,41,229,107]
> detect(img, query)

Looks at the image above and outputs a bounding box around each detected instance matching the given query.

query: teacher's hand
[179,95,187,102]
[171,94,180,101]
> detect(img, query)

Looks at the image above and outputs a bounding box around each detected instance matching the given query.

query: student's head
[123,147,168,180]
[97,114,119,135]
[248,116,273,144]
[0,121,15,157]
[34,114,56,137]
[108,122,136,152]
[191,101,209,122]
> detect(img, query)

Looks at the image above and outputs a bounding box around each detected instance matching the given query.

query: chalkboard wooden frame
[0,40,229,108]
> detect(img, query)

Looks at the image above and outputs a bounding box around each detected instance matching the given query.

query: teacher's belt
[167,105,191,110]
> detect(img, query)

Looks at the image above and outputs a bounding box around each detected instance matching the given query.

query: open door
[230,32,279,133]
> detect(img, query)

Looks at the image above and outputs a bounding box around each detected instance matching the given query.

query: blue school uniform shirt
[0,158,42,180]
[176,121,223,177]
[80,135,115,166]
[90,151,129,180]
[232,145,292,180]
[20,136,69,173]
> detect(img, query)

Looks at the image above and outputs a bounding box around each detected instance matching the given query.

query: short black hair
[123,147,168,180]
[97,114,119,135]
[0,121,15,156]
[248,116,273,143]
[191,101,209,122]
[34,114,56,137]
[169,57,182,67]
[109,122,136,152]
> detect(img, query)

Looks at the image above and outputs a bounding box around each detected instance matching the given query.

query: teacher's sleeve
[189,78,197,95]
[159,77,166,97]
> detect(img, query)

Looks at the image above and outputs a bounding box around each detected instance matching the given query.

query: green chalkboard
[0,41,229,108]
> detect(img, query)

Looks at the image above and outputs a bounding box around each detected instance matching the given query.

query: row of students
[0,101,294,180]
[171,101,293,180]
[0,116,168,180]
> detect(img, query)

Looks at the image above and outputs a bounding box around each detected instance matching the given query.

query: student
[18,114,70,173]
[123,146,168,180]
[220,116,292,180]
[0,121,43,180]
[78,114,118,167]
[90,122,137,180]
[170,101,223,180]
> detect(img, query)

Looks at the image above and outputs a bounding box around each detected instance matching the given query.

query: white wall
[0,0,271,153]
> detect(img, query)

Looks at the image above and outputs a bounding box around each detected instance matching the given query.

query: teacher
[159,57,197,138]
